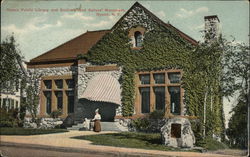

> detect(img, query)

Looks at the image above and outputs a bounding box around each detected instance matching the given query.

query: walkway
[0,131,239,157]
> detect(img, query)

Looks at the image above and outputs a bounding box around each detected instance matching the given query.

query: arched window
[134,31,143,47]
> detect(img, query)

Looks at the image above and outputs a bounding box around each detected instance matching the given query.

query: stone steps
[67,121,128,132]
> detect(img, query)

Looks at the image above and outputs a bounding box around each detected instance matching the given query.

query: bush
[199,137,228,150]
[0,108,19,127]
[131,118,150,132]
[190,119,203,146]
[149,110,165,119]
[50,109,62,118]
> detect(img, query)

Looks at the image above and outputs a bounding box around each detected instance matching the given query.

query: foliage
[78,24,225,137]
[0,127,68,135]
[226,93,248,148]
[0,108,19,127]
[50,109,63,118]
[190,119,203,146]
[198,137,228,151]
[0,35,24,93]
[24,70,41,120]
[72,132,197,152]
[221,41,249,148]
[131,118,150,132]
[149,110,165,119]
[221,41,250,97]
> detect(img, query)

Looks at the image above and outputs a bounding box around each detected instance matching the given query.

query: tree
[25,70,41,121]
[227,93,248,148]
[0,35,24,93]
[222,41,249,148]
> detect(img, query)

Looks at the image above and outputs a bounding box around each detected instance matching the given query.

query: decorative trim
[86,65,119,72]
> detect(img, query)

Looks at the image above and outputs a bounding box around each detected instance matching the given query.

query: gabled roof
[29,2,198,64]
[112,2,198,45]
[29,30,110,63]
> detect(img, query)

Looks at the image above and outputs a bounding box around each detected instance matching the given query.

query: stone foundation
[24,117,63,129]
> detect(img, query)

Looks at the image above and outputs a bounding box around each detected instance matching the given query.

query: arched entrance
[79,74,121,121]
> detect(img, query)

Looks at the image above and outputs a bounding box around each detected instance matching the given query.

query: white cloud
[61,12,94,21]
[189,23,204,31]
[86,20,110,27]
[2,16,62,35]
[156,11,166,18]
[176,7,209,18]
[86,15,118,28]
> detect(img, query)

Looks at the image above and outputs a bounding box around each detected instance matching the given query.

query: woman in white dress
[92,108,101,132]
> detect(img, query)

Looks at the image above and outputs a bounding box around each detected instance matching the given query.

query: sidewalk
[0,131,237,157]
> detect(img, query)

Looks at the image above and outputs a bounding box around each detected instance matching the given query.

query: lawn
[0,127,68,135]
[72,132,196,152]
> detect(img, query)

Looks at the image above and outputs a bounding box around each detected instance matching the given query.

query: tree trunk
[203,86,208,137]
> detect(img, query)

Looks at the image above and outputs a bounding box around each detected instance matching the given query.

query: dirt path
[0,131,242,157]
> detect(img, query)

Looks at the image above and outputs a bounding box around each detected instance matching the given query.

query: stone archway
[79,74,121,121]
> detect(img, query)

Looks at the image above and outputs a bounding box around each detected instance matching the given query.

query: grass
[0,127,68,135]
[200,137,229,151]
[72,132,196,152]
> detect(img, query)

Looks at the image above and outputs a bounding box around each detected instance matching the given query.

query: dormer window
[128,26,146,49]
[135,31,143,47]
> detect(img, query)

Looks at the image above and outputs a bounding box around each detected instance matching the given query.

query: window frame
[41,75,75,117]
[128,26,146,49]
[135,69,183,117]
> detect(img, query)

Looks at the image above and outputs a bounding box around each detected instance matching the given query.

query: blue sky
[1,0,249,61]
[1,1,249,125]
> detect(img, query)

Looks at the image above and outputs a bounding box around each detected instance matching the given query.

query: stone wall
[27,66,78,117]
[116,5,157,31]
[23,117,63,129]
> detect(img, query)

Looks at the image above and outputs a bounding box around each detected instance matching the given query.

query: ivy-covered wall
[78,5,225,138]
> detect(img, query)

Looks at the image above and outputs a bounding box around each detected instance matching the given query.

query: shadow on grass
[71,132,197,152]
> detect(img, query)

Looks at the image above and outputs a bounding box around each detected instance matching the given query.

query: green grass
[0,127,68,135]
[72,132,196,152]
[200,137,229,151]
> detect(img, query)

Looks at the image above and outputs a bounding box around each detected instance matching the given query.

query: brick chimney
[204,15,221,43]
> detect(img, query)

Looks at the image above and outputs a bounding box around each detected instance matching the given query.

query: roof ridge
[87,29,111,33]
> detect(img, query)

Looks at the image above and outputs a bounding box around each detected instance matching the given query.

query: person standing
[92,108,101,132]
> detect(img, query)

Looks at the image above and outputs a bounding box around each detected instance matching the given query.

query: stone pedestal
[161,117,195,148]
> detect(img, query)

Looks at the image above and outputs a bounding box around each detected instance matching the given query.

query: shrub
[0,108,18,127]
[50,109,62,118]
[199,137,228,150]
[131,118,150,132]
[149,110,165,119]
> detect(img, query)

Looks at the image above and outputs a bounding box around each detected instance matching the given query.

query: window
[136,70,182,116]
[41,76,74,116]
[128,26,145,49]
[140,74,150,84]
[169,87,180,114]
[154,87,165,110]
[16,101,18,109]
[55,80,63,89]
[44,80,52,89]
[55,91,63,109]
[168,73,181,83]
[140,87,150,113]
[153,73,165,84]
[15,79,19,91]
[134,31,143,47]
[44,91,52,114]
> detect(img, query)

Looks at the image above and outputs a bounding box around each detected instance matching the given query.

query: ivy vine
[78,22,224,137]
